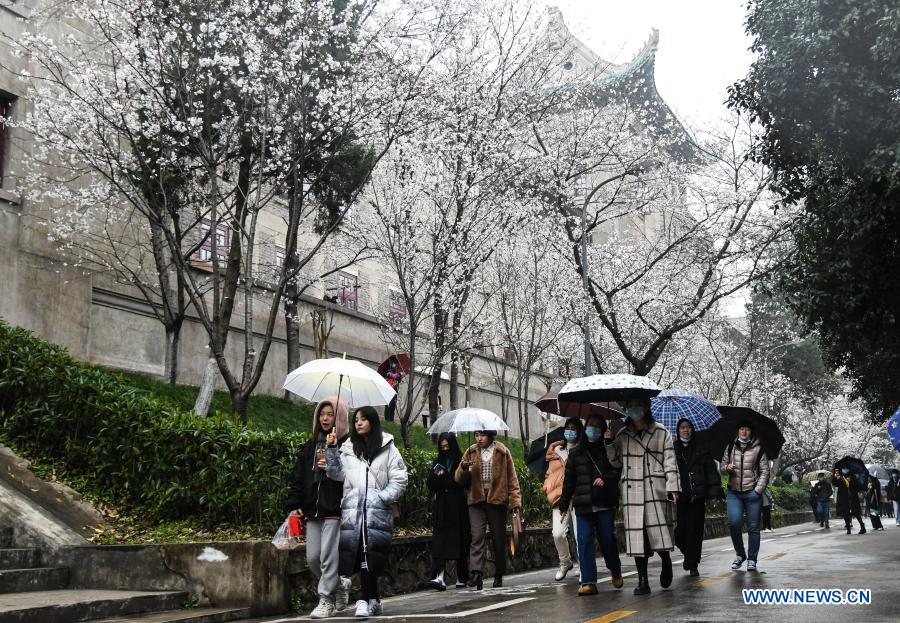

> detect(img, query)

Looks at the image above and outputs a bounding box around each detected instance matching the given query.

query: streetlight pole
[580,198,593,376]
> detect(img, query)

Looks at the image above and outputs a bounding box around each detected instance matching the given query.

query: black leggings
[355,538,379,600]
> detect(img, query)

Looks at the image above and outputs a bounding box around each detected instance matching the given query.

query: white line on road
[270,597,538,620]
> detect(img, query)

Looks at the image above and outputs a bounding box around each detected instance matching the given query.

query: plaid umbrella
[650,388,721,437]
[887,407,900,452]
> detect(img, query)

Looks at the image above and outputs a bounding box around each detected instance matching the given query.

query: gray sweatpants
[306,518,341,599]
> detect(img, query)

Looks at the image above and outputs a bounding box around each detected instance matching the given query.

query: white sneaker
[310,597,335,619]
[354,599,369,617]
[747,560,758,572]
[555,561,574,581]
[368,599,383,616]
[334,577,351,611]
[731,556,746,570]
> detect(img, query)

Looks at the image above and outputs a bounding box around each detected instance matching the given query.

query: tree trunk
[449,350,460,409]
[194,357,218,417]
[230,390,248,425]
[162,322,182,386]
[284,295,302,401]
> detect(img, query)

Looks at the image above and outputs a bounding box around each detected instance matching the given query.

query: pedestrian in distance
[761,486,775,532]
[672,418,724,577]
[865,475,884,531]
[455,429,522,590]
[425,433,470,590]
[887,471,900,526]
[812,474,833,529]
[832,466,866,535]
[808,483,820,524]
[326,406,408,618]
[604,398,680,596]
[284,396,351,619]
[542,418,582,583]
[558,415,623,595]
[721,422,769,572]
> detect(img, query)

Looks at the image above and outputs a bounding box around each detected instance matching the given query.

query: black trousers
[674,499,706,567]
[843,510,864,531]
[869,512,883,530]
[469,503,508,577]
[761,506,773,531]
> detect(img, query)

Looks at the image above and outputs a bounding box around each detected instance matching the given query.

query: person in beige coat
[541,418,582,582]
[605,397,680,596]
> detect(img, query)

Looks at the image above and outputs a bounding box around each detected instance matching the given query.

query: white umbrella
[283,357,396,407]
[414,365,451,381]
[427,407,510,434]
[559,373,662,404]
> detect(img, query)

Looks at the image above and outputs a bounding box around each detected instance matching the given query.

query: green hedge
[0,321,550,532]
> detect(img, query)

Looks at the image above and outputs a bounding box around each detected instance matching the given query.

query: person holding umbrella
[720,421,769,572]
[672,418,723,577]
[326,406,408,618]
[541,418,583,582]
[425,433,470,590]
[558,415,623,595]
[284,396,351,619]
[833,462,866,535]
[604,398,680,595]
[455,429,522,590]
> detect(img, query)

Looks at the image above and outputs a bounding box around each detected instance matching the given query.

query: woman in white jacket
[326,406,408,618]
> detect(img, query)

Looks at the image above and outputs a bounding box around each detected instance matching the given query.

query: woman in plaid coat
[604,397,681,595]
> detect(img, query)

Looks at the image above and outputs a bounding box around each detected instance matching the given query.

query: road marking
[694,572,731,588]
[766,552,786,560]
[584,610,637,623]
[274,597,537,620]
[798,530,812,534]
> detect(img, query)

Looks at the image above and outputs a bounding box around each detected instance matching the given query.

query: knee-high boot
[633,557,650,595]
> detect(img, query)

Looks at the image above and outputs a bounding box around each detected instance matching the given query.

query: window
[336,271,358,311]
[388,288,406,321]
[0,94,15,188]
[274,247,286,270]
[198,219,230,262]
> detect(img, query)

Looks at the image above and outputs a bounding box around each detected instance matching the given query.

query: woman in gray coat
[604,397,680,595]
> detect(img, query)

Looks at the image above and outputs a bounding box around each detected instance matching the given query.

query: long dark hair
[350,406,383,461]
[436,432,462,470]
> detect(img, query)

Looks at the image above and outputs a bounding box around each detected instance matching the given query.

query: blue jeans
[575,510,621,584]
[727,489,761,562]
[816,501,830,526]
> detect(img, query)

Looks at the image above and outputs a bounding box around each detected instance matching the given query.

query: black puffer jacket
[282,433,347,518]
[673,439,723,503]
[558,441,620,516]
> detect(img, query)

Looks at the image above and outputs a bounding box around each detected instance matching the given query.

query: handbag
[508,512,525,556]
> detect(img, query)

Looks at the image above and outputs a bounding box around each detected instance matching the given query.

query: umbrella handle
[335,375,345,425]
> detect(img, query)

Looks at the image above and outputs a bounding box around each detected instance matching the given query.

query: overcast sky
[555,0,755,128]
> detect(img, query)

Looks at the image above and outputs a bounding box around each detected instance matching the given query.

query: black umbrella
[835,456,869,488]
[701,406,785,460]
[534,389,624,419]
[526,426,566,481]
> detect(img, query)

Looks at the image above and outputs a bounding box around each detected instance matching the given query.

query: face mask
[679,436,691,444]
[585,426,602,441]
[841,468,850,475]
[563,430,578,442]
[736,436,751,445]
[625,406,644,421]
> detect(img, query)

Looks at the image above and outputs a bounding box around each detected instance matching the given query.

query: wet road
[261,520,900,622]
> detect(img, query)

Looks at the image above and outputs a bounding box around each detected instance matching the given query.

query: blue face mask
[585,426,602,441]
[841,468,850,475]
[625,406,644,421]
[563,430,578,442]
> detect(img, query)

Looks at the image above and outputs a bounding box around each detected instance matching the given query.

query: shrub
[0,321,550,532]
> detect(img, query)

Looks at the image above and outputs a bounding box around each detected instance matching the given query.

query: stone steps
[90,606,252,623]
[0,549,40,571]
[0,566,69,592]
[0,589,190,623]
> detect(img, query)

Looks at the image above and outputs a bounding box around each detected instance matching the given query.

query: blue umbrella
[887,407,900,452]
[651,388,721,437]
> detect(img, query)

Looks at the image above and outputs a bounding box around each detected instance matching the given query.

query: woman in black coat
[672,418,723,577]
[425,433,470,590]
[833,467,866,535]
[865,475,884,531]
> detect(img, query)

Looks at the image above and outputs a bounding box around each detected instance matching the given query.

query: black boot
[689,566,700,577]
[470,571,483,591]
[492,575,503,588]
[659,552,673,589]
[633,557,651,595]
